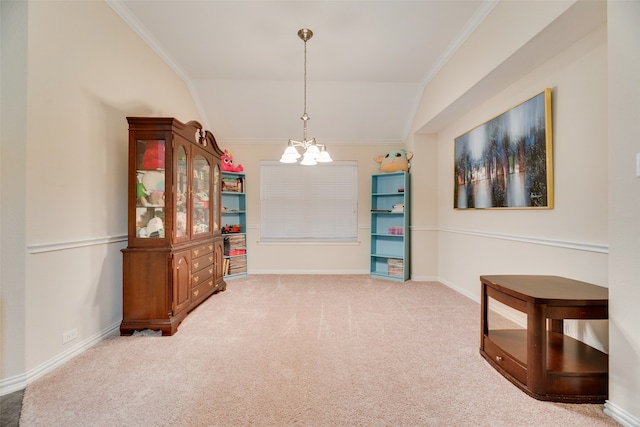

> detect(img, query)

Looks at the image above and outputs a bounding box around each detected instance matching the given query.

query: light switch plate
[637,153,640,178]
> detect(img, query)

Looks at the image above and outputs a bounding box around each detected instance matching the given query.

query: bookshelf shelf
[370,172,410,281]
[222,172,247,278]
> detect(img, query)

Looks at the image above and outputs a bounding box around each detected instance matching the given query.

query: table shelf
[488,329,608,374]
[480,275,608,403]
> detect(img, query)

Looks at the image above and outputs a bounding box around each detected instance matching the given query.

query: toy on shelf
[222,224,242,234]
[175,211,187,237]
[141,140,165,170]
[374,149,413,173]
[139,216,164,238]
[136,172,151,206]
[221,150,244,172]
[140,171,165,206]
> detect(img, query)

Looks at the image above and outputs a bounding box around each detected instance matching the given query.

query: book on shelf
[387,258,404,277]
[222,176,245,193]
[224,234,246,256]
[224,255,247,276]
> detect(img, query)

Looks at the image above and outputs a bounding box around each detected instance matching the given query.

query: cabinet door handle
[496,356,503,362]
[193,249,200,256]
[193,289,199,297]
[193,262,199,268]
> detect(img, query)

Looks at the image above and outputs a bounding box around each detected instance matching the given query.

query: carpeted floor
[19,275,618,426]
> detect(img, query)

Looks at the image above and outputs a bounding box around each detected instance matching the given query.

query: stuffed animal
[221,150,244,172]
[139,216,164,238]
[136,208,152,229]
[136,172,151,206]
[176,211,187,237]
[374,149,413,173]
[148,191,165,206]
[141,140,165,169]
[140,171,165,206]
[194,190,209,208]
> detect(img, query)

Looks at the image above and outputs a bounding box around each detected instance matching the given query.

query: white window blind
[260,161,358,240]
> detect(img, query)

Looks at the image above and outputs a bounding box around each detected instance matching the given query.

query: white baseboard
[0,373,27,396]
[437,277,480,303]
[247,269,369,275]
[0,321,120,396]
[408,275,439,282]
[604,401,640,427]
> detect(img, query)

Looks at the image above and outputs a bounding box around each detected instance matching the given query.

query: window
[260,161,358,240]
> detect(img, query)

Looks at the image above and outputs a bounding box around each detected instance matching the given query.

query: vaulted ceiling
[108,1,497,144]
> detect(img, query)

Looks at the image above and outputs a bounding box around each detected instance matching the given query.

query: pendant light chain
[302,37,308,142]
[280,28,332,165]
[303,38,308,119]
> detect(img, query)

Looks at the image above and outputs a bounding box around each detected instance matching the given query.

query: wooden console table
[480,275,608,403]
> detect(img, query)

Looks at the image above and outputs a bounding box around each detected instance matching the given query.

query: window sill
[257,239,361,246]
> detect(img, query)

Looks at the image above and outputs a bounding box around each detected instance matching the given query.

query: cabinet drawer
[483,335,527,386]
[191,277,215,304]
[191,267,213,288]
[191,243,213,259]
[191,253,214,273]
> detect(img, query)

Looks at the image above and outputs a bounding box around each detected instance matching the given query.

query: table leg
[527,302,546,393]
[550,318,563,333]
[480,282,488,348]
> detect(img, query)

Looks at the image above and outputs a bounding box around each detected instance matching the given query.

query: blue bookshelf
[370,172,410,281]
[221,172,247,278]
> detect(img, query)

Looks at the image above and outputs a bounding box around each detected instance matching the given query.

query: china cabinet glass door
[135,139,166,239]
[192,152,211,236]
[213,164,220,232]
[175,144,188,239]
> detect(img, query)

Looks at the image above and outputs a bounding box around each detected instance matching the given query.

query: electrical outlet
[62,328,78,344]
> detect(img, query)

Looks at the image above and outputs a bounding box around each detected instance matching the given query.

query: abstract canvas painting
[454,89,553,209]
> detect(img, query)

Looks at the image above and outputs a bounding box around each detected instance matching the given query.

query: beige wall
[219,143,407,274]
[411,0,610,301]
[607,0,640,420]
[416,2,611,356]
[409,0,639,423]
[1,0,202,389]
[435,24,609,294]
[404,133,439,280]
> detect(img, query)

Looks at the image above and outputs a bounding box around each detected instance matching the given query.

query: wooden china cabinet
[120,117,226,336]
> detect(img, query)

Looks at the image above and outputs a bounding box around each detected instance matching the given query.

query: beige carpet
[20,275,618,426]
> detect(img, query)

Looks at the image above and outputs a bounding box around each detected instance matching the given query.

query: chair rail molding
[27,234,127,254]
[439,227,607,254]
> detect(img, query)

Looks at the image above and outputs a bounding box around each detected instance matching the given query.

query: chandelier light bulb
[300,156,317,166]
[316,147,333,163]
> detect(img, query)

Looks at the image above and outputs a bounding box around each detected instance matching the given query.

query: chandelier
[280,28,332,165]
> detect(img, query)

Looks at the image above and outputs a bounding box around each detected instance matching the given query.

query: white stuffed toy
[374,149,413,173]
[139,216,164,238]
[176,211,187,237]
